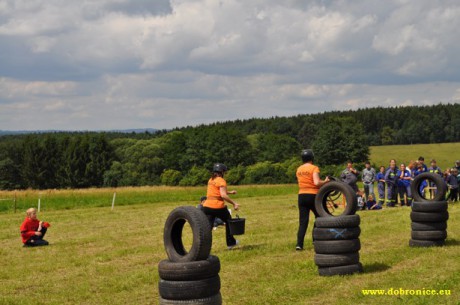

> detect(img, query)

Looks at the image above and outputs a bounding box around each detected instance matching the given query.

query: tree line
[0,103,459,190]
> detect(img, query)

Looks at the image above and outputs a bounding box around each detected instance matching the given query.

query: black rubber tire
[411,221,447,231]
[409,239,445,247]
[315,181,357,217]
[164,206,212,263]
[318,263,363,276]
[159,293,222,305]
[314,252,360,267]
[411,230,447,241]
[158,255,220,281]
[411,201,448,213]
[313,239,361,254]
[159,276,220,300]
[313,227,361,240]
[410,211,449,223]
[411,172,447,202]
[314,215,360,228]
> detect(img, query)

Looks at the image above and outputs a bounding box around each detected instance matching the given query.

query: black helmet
[213,163,228,173]
[301,149,314,163]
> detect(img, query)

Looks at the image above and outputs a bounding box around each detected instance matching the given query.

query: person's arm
[313,172,330,187]
[220,186,239,210]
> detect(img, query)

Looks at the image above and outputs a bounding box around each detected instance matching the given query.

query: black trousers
[297,193,319,249]
[203,207,237,247]
[450,188,458,202]
[25,227,48,247]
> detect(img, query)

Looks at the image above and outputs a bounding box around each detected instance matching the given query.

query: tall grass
[0,184,297,213]
[0,187,458,305]
[370,142,460,170]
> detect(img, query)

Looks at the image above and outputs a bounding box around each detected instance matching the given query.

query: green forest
[1,103,459,190]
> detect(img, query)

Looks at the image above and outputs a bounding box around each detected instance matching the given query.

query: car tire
[159,293,222,305]
[411,201,448,213]
[313,239,361,254]
[411,221,447,231]
[313,227,361,241]
[318,263,363,276]
[158,255,220,281]
[315,181,357,217]
[159,276,220,300]
[164,206,212,263]
[411,230,447,241]
[314,215,360,228]
[314,252,360,267]
[411,173,447,202]
[410,211,449,223]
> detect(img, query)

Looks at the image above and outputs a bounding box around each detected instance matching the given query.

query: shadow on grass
[362,262,391,274]
[444,238,460,247]
[237,244,266,251]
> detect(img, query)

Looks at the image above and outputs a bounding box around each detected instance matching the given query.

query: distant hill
[0,128,158,136]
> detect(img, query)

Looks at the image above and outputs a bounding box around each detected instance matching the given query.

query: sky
[1,0,460,131]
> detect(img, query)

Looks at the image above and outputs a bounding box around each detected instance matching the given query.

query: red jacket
[20,217,40,244]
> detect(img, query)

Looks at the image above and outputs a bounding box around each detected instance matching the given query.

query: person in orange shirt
[295,149,329,250]
[203,163,240,249]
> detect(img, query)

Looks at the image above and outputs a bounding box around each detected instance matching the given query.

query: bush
[225,165,246,185]
[161,169,182,186]
[179,166,210,186]
[242,162,289,184]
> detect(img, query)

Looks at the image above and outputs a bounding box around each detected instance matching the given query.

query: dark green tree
[312,117,369,166]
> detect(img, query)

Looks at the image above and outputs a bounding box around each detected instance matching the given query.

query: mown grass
[0,184,297,213]
[1,186,459,305]
[370,142,460,170]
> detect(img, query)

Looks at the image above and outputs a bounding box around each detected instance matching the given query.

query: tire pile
[409,173,448,248]
[158,206,222,305]
[313,182,363,276]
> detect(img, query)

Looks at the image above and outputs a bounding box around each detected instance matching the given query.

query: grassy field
[1,185,459,305]
[370,142,460,170]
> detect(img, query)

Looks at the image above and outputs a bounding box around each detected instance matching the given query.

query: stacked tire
[159,206,222,305]
[313,182,363,276]
[313,215,363,276]
[409,173,448,248]
[410,201,448,247]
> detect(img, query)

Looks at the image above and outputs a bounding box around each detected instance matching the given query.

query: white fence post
[111,192,116,210]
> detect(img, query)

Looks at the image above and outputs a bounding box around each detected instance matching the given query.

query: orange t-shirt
[296,163,320,194]
[203,177,227,209]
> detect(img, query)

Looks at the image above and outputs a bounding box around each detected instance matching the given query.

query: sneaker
[295,246,303,251]
[228,240,239,250]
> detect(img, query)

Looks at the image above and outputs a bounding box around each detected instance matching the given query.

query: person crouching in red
[20,208,50,247]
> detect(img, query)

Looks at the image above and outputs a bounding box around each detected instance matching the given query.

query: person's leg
[378,183,385,206]
[296,194,309,250]
[364,184,370,201]
[202,207,217,230]
[369,182,375,198]
[216,208,237,247]
[406,185,412,206]
[397,185,405,206]
[386,184,394,207]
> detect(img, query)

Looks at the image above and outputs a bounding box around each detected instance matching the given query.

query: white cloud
[1,0,460,130]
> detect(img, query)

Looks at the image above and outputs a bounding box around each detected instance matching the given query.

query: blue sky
[1,0,460,130]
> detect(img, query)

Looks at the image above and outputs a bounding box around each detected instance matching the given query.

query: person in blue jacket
[385,159,398,207]
[414,161,428,198]
[397,163,412,206]
[376,166,386,206]
[428,159,443,176]
[418,156,428,172]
